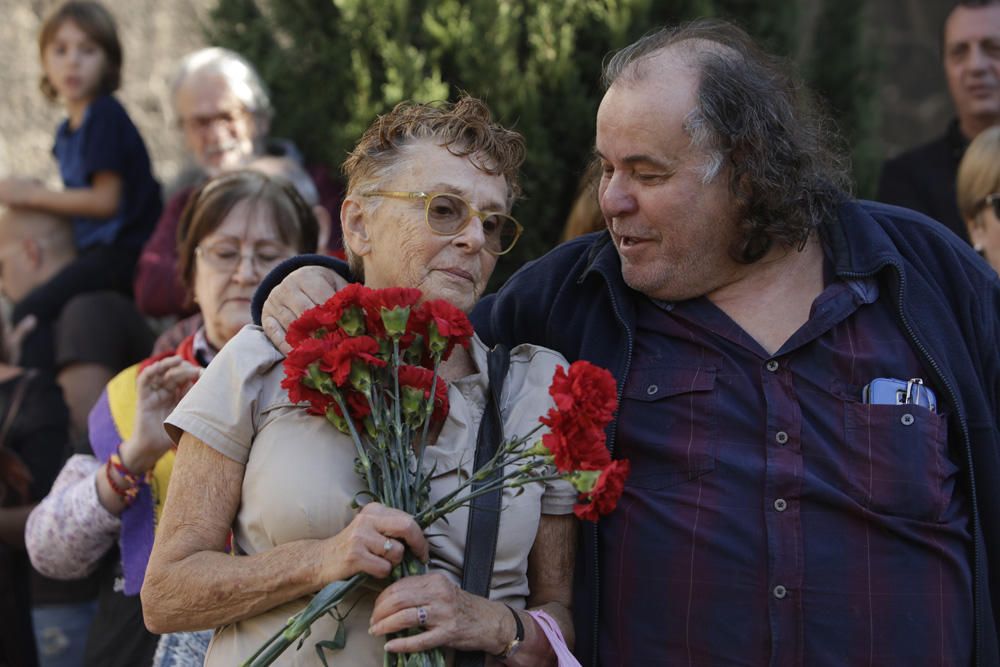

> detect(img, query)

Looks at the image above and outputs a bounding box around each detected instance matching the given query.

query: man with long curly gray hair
[259,18,1000,666]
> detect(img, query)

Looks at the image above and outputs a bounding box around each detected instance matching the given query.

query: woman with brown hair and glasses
[25,171,318,667]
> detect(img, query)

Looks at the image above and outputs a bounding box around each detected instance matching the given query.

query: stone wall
[0,0,962,190]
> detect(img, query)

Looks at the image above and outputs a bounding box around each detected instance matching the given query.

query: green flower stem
[242,462,563,665]
[390,340,409,512]
[414,355,443,501]
[332,393,378,498]
[416,471,565,528]
[415,439,546,522]
[241,573,367,666]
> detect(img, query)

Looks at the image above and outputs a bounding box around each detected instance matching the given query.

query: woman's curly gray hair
[603,19,851,263]
[341,96,526,277]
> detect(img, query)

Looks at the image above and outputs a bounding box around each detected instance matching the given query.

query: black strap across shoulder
[455,344,510,667]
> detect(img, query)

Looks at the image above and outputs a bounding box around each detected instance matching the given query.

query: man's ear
[340,197,372,258]
[312,205,332,253]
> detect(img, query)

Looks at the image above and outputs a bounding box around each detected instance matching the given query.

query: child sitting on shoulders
[0,1,161,369]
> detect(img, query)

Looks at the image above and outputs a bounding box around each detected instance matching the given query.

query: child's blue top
[52,94,162,251]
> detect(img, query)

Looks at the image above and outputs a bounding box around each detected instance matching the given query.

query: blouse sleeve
[164,326,285,464]
[504,345,578,516]
[25,454,121,580]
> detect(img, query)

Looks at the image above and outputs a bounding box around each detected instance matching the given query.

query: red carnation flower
[540,409,610,472]
[319,336,385,387]
[361,287,422,338]
[397,364,450,425]
[281,338,335,415]
[285,304,341,347]
[549,362,618,426]
[413,299,474,361]
[574,459,630,522]
[319,283,371,335]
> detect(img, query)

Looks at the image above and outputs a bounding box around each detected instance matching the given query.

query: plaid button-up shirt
[600,271,973,666]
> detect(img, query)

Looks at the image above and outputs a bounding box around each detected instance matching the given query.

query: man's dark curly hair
[603,19,851,263]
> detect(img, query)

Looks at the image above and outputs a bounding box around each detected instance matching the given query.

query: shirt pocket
[621,365,718,490]
[843,402,954,522]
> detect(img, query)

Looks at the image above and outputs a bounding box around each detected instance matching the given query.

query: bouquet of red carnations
[243,285,629,667]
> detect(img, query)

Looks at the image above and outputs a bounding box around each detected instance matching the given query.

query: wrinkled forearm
[141,538,330,634]
[505,513,576,665]
[25,455,120,579]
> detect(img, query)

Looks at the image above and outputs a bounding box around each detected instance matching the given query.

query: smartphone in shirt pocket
[862,377,937,412]
[845,377,953,522]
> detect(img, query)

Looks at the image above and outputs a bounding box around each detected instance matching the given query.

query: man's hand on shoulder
[262,266,347,354]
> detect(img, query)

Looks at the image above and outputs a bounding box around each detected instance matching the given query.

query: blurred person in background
[0,1,161,378]
[151,155,332,354]
[877,0,1000,242]
[25,170,318,667]
[0,304,72,667]
[0,205,153,667]
[957,125,1000,270]
[135,48,342,320]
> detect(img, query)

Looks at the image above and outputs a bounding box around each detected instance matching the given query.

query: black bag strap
[455,344,510,667]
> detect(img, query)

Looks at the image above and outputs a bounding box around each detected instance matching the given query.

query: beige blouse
[165,326,576,666]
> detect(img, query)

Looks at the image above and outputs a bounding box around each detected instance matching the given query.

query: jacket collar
[827,200,908,280]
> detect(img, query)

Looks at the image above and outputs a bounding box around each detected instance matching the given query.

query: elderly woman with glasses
[25,170,318,666]
[958,125,1000,274]
[141,97,578,666]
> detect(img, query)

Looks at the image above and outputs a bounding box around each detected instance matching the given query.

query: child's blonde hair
[38,1,122,102]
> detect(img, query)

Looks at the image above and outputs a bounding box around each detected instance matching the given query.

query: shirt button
[646,384,658,395]
[775,431,788,444]
[901,413,914,426]
[766,360,779,372]
[774,498,787,512]
[773,585,788,599]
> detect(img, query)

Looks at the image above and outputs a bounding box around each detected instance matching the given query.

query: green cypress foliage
[207,0,878,279]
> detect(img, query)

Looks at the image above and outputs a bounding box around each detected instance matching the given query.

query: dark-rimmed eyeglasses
[362,191,522,256]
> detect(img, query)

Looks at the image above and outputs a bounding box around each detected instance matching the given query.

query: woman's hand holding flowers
[317,502,428,584]
[369,572,511,656]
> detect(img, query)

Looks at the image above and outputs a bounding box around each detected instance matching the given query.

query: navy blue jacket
[473,200,1000,667]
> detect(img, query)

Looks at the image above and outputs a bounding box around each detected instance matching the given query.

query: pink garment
[526,609,581,667]
[25,454,121,579]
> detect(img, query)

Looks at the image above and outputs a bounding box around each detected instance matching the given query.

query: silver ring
[382,538,393,555]
[416,606,428,628]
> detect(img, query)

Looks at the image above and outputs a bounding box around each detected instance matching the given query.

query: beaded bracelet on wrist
[105,458,140,504]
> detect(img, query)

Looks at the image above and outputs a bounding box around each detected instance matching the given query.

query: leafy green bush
[208,0,878,282]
